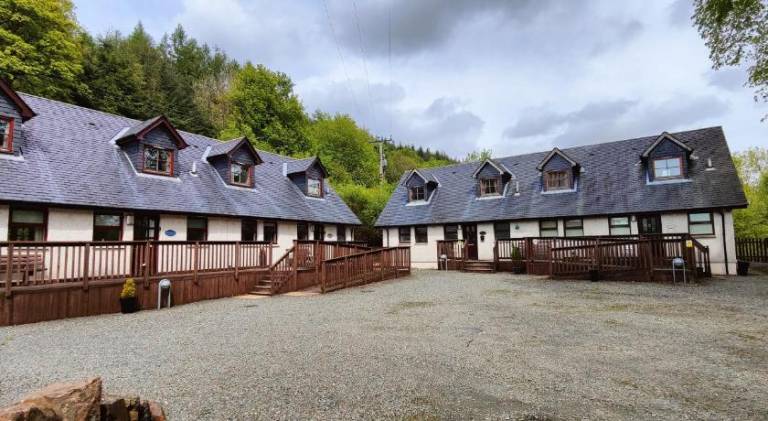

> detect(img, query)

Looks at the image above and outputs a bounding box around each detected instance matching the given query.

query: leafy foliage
[732,147,768,237]
[0,1,463,244]
[0,0,85,100]
[120,278,137,299]
[694,0,768,119]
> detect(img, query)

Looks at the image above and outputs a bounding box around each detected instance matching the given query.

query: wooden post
[344,255,350,287]
[5,243,13,299]
[143,241,151,289]
[193,241,200,285]
[320,259,326,293]
[234,242,240,281]
[292,241,298,292]
[525,237,533,274]
[82,243,90,291]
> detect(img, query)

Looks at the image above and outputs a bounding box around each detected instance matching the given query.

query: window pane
[12,209,44,224]
[565,228,584,237]
[564,219,582,228]
[689,212,711,223]
[0,119,9,149]
[297,223,308,240]
[308,178,322,196]
[494,222,510,239]
[188,217,207,229]
[337,225,346,241]
[231,163,250,184]
[654,158,681,178]
[242,220,258,241]
[540,220,557,229]
[94,228,120,241]
[399,227,411,243]
[95,214,121,227]
[415,226,428,243]
[689,224,713,235]
[610,227,631,235]
[411,186,425,201]
[610,217,629,227]
[540,228,558,237]
[444,225,459,240]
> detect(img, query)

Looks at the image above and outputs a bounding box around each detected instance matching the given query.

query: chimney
[282,162,288,176]
[190,161,198,176]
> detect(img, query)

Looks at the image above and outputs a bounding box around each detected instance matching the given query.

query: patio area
[1,270,766,419]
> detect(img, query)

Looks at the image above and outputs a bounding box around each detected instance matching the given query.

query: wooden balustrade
[320,247,410,293]
[736,237,768,263]
[0,241,273,290]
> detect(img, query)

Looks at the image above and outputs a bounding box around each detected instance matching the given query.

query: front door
[461,224,478,260]
[132,214,160,276]
[638,214,662,235]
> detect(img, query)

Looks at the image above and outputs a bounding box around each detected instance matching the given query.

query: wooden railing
[320,246,411,293]
[493,234,711,281]
[436,240,465,270]
[736,237,768,263]
[268,245,295,294]
[0,241,273,291]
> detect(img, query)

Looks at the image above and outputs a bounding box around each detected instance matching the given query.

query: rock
[0,402,61,420]
[18,378,101,421]
[145,401,165,421]
[100,395,129,421]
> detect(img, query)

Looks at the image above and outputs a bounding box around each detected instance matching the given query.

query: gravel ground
[1,270,767,420]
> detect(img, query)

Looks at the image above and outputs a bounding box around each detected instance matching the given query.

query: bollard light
[158,278,171,309]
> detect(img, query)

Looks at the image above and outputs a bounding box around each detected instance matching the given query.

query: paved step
[462,260,496,273]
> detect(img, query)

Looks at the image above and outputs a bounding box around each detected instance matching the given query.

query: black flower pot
[120,297,139,314]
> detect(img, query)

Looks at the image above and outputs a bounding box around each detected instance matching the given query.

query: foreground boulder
[0,378,165,421]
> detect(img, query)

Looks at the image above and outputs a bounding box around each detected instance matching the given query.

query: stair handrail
[268,245,295,294]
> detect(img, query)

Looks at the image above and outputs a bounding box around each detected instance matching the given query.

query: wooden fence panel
[736,238,768,263]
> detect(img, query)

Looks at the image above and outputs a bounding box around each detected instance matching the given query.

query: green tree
[694,0,768,119]
[307,112,379,187]
[0,0,85,100]
[732,147,768,236]
[463,148,493,162]
[334,182,395,244]
[223,62,309,154]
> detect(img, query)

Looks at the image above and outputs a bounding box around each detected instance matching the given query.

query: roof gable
[115,116,189,149]
[206,137,262,164]
[472,159,512,178]
[641,132,693,158]
[536,147,578,171]
[0,79,35,121]
[286,156,329,178]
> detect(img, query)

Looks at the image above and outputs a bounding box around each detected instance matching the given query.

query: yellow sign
[685,240,693,248]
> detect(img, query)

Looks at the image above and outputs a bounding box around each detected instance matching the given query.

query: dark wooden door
[461,224,478,260]
[638,215,662,235]
[133,214,160,276]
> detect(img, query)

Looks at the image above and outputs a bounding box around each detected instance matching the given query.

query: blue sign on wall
[165,229,176,237]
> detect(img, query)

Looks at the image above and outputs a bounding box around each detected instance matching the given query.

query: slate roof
[0,94,361,225]
[206,136,255,160]
[376,127,747,227]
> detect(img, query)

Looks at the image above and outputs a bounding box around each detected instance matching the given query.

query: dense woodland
[0,0,455,243]
[1,0,766,240]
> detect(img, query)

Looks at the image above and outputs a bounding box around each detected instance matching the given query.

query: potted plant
[510,246,525,274]
[119,278,139,314]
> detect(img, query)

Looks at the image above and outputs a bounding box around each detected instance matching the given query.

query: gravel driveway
[1,270,767,420]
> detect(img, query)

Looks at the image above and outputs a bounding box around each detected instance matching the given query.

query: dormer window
[0,116,13,153]
[231,162,252,186]
[480,178,500,196]
[143,146,172,175]
[307,178,322,197]
[652,157,682,179]
[544,171,570,190]
[410,186,425,201]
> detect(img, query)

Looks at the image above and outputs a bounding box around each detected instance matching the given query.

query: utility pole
[370,136,393,182]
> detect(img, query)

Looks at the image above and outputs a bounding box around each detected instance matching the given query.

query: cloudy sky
[73,0,765,158]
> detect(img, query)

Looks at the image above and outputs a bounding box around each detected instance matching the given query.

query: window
[313,224,325,241]
[410,186,425,201]
[688,212,714,235]
[415,226,428,243]
[263,221,278,244]
[399,227,411,243]
[93,213,122,241]
[0,116,13,152]
[444,224,459,241]
[297,223,309,241]
[494,222,510,240]
[143,146,172,175]
[480,178,500,196]
[242,219,258,241]
[653,157,682,179]
[539,220,558,237]
[230,162,251,186]
[307,178,322,197]
[564,218,583,237]
[187,217,208,241]
[609,217,631,235]
[336,225,346,242]
[544,171,570,191]
[9,208,46,241]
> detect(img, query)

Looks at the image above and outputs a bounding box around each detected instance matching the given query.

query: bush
[120,278,136,299]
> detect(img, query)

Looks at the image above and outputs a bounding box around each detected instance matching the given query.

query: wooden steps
[462,260,496,273]
[249,273,276,296]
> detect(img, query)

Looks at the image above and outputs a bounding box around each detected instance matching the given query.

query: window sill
[690,234,716,239]
[646,178,691,185]
[541,188,576,195]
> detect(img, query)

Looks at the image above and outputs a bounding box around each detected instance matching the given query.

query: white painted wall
[276,221,297,254]
[0,204,9,241]
[324,225,338,242]
[509,221,539,238]
[207,217,241,241]
[158,214,186,241]
[47,208,93,241]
